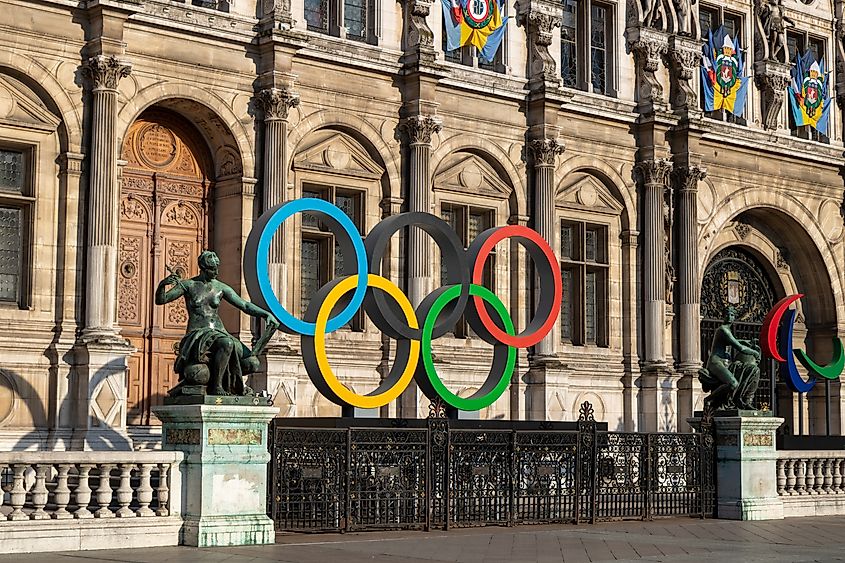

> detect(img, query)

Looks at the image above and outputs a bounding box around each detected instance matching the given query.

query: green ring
[421,284,516,411]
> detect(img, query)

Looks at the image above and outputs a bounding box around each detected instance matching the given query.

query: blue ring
[248,199,367,335]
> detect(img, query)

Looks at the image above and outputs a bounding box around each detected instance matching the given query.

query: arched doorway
[118,109,212,425]
[700,247,778,410]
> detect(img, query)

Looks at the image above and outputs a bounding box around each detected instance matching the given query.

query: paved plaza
[4,516,845,563]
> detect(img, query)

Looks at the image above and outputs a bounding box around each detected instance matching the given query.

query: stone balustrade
[777,451,845,517]
[0,452,184,554]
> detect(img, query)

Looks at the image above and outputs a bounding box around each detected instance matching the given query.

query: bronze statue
[698,307,761,410]
[155,251,279,397]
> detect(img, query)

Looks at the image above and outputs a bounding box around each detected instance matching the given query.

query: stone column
[636,159,672,368]
[674,165,707,428]
[72,55,134,451]
[253,88,300,404]
[516,0,563,90]
[255,87,300,301]
[399,115,441,417]
[402,115,441,308]
[635,159,672,432]
[81,55,131,338]
[528,138,564,358]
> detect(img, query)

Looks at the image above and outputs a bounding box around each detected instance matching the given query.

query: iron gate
[268,402,715,531]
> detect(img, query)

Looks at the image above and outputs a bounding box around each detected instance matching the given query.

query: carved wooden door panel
[119,113,209,425]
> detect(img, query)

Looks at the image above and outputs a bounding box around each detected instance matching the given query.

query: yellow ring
[314,274,419,409]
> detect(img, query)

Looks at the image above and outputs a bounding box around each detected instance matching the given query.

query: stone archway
[118,108,212,425]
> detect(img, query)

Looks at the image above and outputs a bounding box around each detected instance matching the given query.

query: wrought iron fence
[268,402,715,532]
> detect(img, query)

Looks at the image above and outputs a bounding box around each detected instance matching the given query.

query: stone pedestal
[704,412,785,520]
[153,403,279,547]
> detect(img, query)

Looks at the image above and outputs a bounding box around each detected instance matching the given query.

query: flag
[700,26,750,115]
[788,51,832,134]
[441,0,509,63]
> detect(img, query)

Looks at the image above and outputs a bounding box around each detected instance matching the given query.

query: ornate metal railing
[269,402,716,531]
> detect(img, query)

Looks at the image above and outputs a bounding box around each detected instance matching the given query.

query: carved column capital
[82,56,132,92]
[665,36,702,113]
[256,88,300,121]
[528,138,565,167]
[673,165,707,191]
[635,158,673,187]
[401,115,442,145]
[517,0,563,87]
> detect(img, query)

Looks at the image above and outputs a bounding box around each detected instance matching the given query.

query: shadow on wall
[1,362,133,452]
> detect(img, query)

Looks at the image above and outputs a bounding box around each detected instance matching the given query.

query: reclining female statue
[155,250,279,397]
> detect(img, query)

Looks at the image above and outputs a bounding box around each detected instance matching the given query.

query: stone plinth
[153,404,279,547]
[708,412,785,520]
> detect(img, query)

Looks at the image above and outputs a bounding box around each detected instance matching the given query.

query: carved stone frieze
[527,138,565,167]
[255,88,300,121]
[754,60,791,130]
[401,115,442,145]
[516,0,563,87]
[82,56,132,92]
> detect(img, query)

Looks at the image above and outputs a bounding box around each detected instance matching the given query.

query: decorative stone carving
[261,0,294,29]
[255,88,300,121]
[117,236,141,324]
[735,222,752,240]
[836,17,845,109]
[164,203,197,227]
[755,0,794,64]
[754,60,791,130]
[406,0,436,63]
[663,183,674,304]
[665,35,701,112]
[527,138,565,167]
[517,0,563,87]
[120,197,147,222]
[634,158,673,187]
[401,115,442,145]
[628,27,670,111]
[675,165,707,190]
[82,56,132,92]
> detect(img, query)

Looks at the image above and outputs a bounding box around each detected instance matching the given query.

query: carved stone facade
[1,0,845,449]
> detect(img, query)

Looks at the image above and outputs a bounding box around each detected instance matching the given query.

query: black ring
[363,212,470,340]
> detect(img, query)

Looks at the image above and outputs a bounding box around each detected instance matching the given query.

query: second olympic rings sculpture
[244,198,562,411]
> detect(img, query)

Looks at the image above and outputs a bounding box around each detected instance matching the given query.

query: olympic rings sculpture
[244,198,562,411]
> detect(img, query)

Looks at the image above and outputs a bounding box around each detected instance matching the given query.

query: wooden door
[118,112,209,425]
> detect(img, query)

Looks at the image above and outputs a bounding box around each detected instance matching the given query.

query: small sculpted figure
[155,251,279,397]
[760,0,795,63]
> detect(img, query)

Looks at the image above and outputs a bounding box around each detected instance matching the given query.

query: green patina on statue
[155,251,279,397]
[699,307,761,411]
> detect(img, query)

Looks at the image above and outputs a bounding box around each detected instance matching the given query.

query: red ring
[471,225,562,347]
